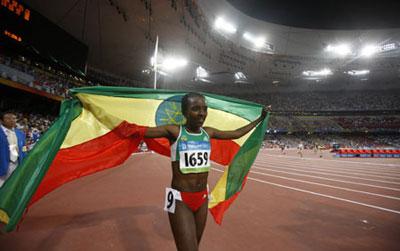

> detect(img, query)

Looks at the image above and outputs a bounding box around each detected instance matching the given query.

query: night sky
[227,0,400,29]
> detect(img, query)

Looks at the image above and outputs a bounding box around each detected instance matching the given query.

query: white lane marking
[256,160,400,178]
[257,155,400,173]
[250,166,400,191]
[253,163,400,183]
[248,169,400,200]
[131,151,153,155]
[255,159,400,176]
[261,153,400,167]
[211,168,400,215]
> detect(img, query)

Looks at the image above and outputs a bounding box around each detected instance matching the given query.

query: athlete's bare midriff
[168,125,209,192]
[171,161,209,192]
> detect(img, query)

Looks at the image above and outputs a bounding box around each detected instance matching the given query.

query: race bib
[164,188,182,213]
[178,140,210,169]
[179,150,210,169]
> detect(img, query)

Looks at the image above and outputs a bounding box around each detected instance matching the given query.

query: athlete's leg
[194,199,208,243]
[169,200,198,251]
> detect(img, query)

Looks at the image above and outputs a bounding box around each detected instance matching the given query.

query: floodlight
[142,69,151,74]
[319,68,332,75]
[346,70,370,76]
[361,45,379,57]
[234,72,247,80]
[381,42,397,52]
[325,44,352,56]
[243,32,266,48]
[196,66,208,78]
[214,17,237,34]
[361,43,397,57]
[234,72,248,83]
[151,55,188,72]
[302,68,332,77]
[161,57,188,71]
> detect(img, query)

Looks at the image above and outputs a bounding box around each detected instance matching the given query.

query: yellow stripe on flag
[204,108,253,146]
[0,209,9,224]
[209,168,229,208]
[62,94,162,148]
[62,93,253,148]
[78,93,161,127]
[61,107,112,148]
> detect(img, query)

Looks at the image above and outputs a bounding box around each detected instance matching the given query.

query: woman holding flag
[145,93,270,251]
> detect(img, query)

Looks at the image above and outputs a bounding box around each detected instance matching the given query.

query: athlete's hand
[261,105,272,118]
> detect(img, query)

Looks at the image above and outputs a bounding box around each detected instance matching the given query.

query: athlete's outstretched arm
[144,125,179,139]
[205,105,271,140]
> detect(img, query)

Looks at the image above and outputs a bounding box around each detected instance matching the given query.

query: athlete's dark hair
[181,92,205,115]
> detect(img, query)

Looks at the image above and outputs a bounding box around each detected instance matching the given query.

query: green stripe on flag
[225,113,269,198]
[0,99,82,232]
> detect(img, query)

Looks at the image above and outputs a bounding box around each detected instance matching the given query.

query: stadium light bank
[325,44,352,56]
[234,71,248,84]
[195,66,212,83]
[302,69,333,80]
[243,32,266,48]
[214,17,237,34]
[151,56,188,72]
[302,68,333,77]
[345,70,370,76]
[361,43,398,57]
[325,42,398,57]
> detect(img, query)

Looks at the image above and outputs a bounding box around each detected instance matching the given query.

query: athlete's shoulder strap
[200,127,210,140]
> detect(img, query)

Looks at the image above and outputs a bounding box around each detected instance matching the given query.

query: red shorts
[180,188,208,212]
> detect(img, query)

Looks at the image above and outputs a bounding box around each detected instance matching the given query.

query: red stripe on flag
[145,138,170,157]
[210,139,240,166]
[29,121,147,205]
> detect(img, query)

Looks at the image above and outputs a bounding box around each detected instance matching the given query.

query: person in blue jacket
[0,111,26,188]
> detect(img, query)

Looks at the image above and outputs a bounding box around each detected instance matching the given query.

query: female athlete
[144,93,269,250]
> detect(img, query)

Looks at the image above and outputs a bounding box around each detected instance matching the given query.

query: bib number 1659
[183,151,208,167]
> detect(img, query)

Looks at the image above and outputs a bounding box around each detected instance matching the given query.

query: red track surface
[1,150,400,251]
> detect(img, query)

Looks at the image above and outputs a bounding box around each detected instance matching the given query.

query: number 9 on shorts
[164,187,182,213]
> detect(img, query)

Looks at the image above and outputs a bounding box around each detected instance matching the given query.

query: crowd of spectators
[0,53,148,98]
[14,112,55,150]
[0,53,84,97]
[268,115,342,133]
[2,51,399,113]
[235,90,400,112]
[335,116,400,131]
[265,133,400,149]
[268,115,400,133]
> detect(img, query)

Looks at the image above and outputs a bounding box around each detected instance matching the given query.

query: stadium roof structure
[22,0,400,89]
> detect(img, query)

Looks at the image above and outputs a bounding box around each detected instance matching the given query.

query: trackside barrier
[335,149,400,158]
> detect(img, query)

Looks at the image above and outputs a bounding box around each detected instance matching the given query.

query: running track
[1,149,399,250]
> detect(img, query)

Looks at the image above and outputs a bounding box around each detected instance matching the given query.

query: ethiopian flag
[0,87,269,232]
